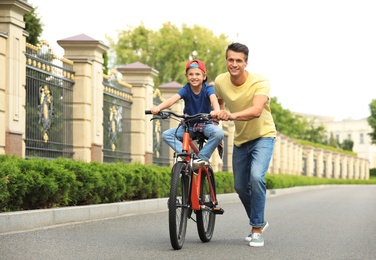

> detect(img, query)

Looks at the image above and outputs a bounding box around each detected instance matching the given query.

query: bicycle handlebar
[145,110,211,122]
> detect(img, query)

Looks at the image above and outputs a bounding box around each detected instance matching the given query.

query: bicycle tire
[196,165,216,242]
[168,162,190,250]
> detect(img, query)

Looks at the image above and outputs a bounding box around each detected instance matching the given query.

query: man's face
[226,50,248,76]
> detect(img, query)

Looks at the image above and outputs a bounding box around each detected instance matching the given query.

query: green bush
[0,154,375,213]
[370,168,376,177]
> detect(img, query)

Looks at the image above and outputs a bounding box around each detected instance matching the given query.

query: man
[214,42,276,247]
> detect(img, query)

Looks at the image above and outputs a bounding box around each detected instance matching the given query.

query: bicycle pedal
[213,207,224,215]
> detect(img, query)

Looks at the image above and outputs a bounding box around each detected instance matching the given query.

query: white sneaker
[192,158,206,170]
[249,233,264,247]
[245,221,269,242]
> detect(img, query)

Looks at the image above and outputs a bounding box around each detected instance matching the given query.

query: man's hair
[226,42,249,61]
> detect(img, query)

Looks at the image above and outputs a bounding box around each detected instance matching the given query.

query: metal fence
[102,71,133,163]
[25,42,75,159]
[151,89,171,165]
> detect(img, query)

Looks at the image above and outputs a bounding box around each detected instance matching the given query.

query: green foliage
[270,97,328,144]
[327,132,340,148]
[270,97,356,152]
[1,155,374,212]
[265,174,376,189]
[368,99,376,144]
[108,22,229,87]
[214,171,235,194]
[24,7,43,45]
[341,139,354,151]
[294,139,356,156]
[271,97,306,138]
[103,51,109,75]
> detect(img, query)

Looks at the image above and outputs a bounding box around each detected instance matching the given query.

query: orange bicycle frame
[182,133,217,211]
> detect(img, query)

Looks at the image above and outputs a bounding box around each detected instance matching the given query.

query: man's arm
[217,95,268,121]
[218,99,225,110]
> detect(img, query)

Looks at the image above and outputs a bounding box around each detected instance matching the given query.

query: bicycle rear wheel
[196,166,216,242]
[168,162,190,250]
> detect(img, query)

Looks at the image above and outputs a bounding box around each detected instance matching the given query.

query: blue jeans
[162,123,224,161]
[232,137,275,228]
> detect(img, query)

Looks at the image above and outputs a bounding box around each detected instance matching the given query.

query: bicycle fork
[191,168,224,215]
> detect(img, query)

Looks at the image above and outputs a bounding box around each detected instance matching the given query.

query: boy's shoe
[249,233,264,247]
[192,158,206,170]
[245,221,269,242]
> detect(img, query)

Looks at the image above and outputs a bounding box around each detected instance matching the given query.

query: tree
[110,24,329,145]
[103,51,109,75]
[341,139,354,151]
[107,22,229,87]
[24,7,43,45]
[327,132,340,148]
[270,97,328,144]
[368,99,376,144]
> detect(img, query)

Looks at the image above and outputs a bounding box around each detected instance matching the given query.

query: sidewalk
[0,186,317,234]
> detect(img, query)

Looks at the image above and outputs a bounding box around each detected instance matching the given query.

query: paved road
[1,185,375,260]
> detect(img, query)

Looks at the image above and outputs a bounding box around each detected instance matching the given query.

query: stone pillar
[314,148,324,178]
[353,158,360,179]
[303,146,314,176]
[347,156,354,179]
[363,159,370,180]
[323,150,333,178]
[58,34,108,162]
[340,155,348,179]
[286,138,294,174]
[117,62,158,164]
[280,135,288,173]
[271,133,281,174]
[225,122,235,173]
[332,152,340,179]
[0,0,32,157]
[294,143,303,175]
[0,33,5,155]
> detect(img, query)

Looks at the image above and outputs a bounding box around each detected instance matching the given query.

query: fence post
[58,34,108,162]
[117,62,158,164]
[0,0,32,157]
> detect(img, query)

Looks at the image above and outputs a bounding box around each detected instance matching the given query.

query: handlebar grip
[145,110,152,115]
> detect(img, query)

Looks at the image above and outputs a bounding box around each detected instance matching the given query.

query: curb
[0,186,323,234]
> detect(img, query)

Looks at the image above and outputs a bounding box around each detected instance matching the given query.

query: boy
[150,59,223,170]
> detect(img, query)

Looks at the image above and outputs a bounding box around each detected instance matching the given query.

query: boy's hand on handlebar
[209,110,220,118]
[150,106,160,115]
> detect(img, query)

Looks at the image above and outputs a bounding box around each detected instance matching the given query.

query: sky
[27,0,375,121]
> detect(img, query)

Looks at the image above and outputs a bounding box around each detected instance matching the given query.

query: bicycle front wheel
[168,162,190,250]
[196,166,216,242]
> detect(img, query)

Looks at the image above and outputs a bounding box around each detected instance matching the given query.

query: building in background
[297,113,375,169]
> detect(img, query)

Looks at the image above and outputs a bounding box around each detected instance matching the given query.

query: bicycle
[145,110,224,250]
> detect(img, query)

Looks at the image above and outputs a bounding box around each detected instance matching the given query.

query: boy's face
[185,66,206,87]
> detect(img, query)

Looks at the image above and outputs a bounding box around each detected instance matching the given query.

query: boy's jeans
[162,123,224,161]
[232,137,275,228]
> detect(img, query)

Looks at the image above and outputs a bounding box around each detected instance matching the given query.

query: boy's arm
[209,94,220,113]
[151,94,181,114]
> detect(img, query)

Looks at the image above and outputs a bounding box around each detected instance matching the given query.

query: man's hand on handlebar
[216,110,235,121]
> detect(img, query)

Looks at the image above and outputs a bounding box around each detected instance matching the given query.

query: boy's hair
[226,42,249,61]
